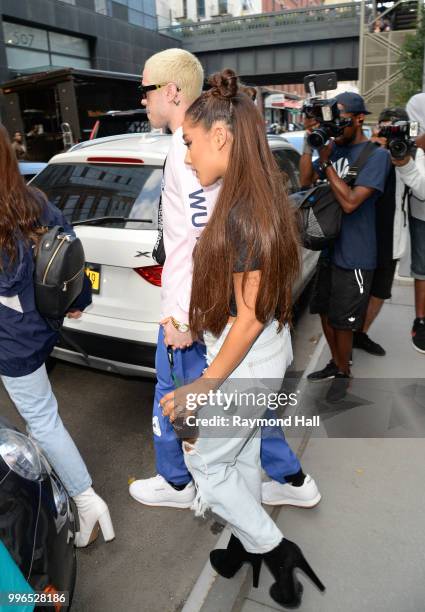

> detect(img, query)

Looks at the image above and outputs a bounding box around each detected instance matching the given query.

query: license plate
[85,263,101,294]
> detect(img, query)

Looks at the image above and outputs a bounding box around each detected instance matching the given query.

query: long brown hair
[187,69,301,337]
[0,125,46,270]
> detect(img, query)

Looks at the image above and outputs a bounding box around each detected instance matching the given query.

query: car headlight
[0,429,42,481]
[50,472,68,518]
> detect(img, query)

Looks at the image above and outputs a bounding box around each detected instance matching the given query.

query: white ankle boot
[72,487,115,548]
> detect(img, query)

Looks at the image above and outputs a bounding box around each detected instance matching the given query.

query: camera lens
[307,128,328,150]
[389,139,408,159]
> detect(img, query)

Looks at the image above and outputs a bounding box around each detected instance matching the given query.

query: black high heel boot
[263,538,325,609]
[210,534,263,588]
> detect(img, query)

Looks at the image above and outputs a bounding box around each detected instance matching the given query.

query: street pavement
[191,280,425,612]
[0,353,220,611]
[0,296,320,612]
[3,282,423,612]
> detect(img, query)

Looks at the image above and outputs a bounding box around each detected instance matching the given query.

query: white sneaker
[261,475,321,508]
[129,474,195,509]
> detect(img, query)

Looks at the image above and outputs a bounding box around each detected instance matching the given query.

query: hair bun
[208,69,238,99]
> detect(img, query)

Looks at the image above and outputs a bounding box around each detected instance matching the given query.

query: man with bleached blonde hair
[130,49,320,510]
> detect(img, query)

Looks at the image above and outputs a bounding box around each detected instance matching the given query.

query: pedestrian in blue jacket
[0,125,114,547]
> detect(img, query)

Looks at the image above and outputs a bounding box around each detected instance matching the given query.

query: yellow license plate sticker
[85,264,101,294]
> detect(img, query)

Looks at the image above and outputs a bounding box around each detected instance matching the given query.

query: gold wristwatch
[170,316,190,333]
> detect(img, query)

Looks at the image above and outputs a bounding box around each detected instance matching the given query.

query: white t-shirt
[161,126,221,323]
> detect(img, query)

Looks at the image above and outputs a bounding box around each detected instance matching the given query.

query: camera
[303,73,352,150]
[377,121,419,159]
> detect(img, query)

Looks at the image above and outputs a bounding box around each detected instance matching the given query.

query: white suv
[32,133,317,377]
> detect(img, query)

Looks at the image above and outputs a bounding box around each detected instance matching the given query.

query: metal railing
[160,3,361,39]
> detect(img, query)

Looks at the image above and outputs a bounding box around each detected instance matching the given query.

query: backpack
[34,226,85,319]
[298,142,378,251]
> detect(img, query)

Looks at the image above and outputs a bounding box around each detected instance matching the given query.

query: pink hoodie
[161,127,221,323]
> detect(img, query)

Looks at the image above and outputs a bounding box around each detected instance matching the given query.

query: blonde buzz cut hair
[145,48,204,105]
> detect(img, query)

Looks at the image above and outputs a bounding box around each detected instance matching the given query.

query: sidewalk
[183,281,425,612]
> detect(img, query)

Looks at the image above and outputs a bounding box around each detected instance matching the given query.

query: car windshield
[31,163,162,229]
[96,116,150,138]
[271,148,301,193]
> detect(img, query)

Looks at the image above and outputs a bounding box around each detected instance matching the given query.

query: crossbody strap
[344,141,379,185]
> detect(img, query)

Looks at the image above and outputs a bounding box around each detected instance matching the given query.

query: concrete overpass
[161,3,361,85]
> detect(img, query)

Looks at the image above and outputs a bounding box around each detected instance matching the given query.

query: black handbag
[152,158,167,266]
[34,226,85,319]
[299,142,378,251]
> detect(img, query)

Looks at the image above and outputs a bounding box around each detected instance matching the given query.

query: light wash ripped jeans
[1,364,92,497]
[183,321,293,554]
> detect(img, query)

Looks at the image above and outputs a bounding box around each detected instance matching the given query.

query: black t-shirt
[228,206,261,316]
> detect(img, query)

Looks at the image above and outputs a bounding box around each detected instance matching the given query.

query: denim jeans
[152,327,301,486]
[1,364,91,497]
[183,321,293,554]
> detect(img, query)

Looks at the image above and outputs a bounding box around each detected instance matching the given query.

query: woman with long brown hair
[0,125,114,547]
[161,70,325,608]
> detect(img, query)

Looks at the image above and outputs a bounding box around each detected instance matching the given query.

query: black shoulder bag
[299,142,378,251]
[152,158,167,265]
[34,225,90,364]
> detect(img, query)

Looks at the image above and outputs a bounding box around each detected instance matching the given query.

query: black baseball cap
[378,107,409,123]
[335,92,371,115]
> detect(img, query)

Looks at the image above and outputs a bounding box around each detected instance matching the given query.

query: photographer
[397,94,425,353]
[353,107,411,356]
[301,92,391,401]
[353,108,422,355]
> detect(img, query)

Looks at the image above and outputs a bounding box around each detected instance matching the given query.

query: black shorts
[310,257,374,331]
[370,259,397,300]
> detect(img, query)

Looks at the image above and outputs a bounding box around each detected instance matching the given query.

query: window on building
[144,15,157,29]
[51,54,91,69]
[129,9,144,25]
[94,0,110,14]
[6,47,50,71]
[57,0,76,4]
[3,22,48,51]
[105,0,156,29]
[218,0,228,14]
[143,0,156,16]
[2,21,91,73]
[49,32,90,57]
[197,0,206,18]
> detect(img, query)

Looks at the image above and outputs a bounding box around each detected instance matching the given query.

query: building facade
[165,0,262,25]
[262,0,322,11]
[0,0,177,83]
[0,0,178,155]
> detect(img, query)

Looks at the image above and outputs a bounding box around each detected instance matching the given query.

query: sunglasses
[138,83,181,100]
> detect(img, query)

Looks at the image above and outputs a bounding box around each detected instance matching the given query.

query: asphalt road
[0,301,321,612]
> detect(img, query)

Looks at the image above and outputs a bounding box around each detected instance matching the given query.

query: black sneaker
[412,318,425,354]
[353,331,386,356]
[307,359,338,382]
[326,372,351,403]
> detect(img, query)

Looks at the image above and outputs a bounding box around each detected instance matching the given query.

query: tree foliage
[393,5,425,106]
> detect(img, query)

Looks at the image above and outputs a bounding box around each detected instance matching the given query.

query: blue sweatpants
[152,327,301,486]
